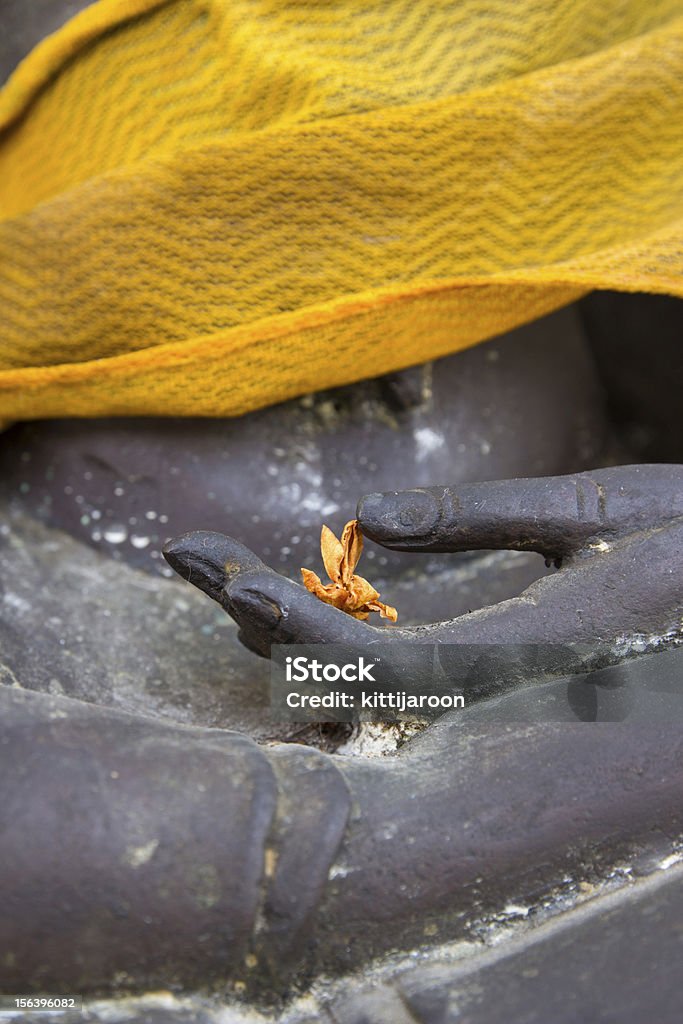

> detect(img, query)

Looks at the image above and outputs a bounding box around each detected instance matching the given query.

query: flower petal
[302,569,351,610]
[340,519,364,581]
[301,567,329,600]
[348,573,380,608]
[320,525,344,583]
[367,600,399,622]
[303,522,399,622]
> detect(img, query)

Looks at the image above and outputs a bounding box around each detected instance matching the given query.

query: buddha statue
[1,3,682,1020]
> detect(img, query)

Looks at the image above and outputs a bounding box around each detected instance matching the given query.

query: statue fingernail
[163,531,267,601]
[358,490,440,541]
[227,582,283,629]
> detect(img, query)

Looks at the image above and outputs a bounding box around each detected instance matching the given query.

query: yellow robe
[1,0,682,422]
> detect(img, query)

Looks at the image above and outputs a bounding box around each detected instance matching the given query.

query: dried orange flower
[301,519,398,621]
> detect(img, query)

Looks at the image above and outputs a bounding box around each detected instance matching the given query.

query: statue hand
[164,465,683,659]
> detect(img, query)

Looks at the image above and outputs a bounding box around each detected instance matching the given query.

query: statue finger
[163,530,390,656]
[164,521,682,667]
[357,464,683,562]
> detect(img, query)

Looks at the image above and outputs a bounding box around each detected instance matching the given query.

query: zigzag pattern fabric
[1,0,682,422]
